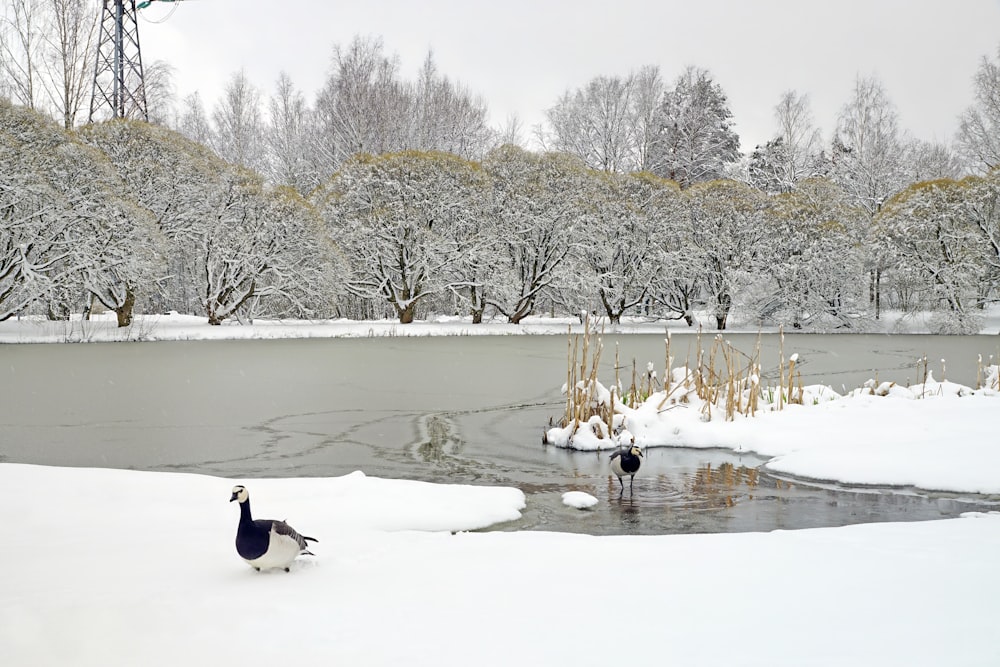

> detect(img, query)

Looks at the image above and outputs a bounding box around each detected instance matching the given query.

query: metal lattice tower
[89,0,148,122]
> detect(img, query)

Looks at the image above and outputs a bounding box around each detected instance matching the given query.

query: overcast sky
[140,0,1000,151]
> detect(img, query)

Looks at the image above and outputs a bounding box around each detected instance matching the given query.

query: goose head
[230,485,249,503]
[629,445,643,458]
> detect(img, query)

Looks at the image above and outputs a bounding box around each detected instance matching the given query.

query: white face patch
[231,485,248,503]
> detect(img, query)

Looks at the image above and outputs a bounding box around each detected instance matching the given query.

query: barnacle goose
[609,442,643,495]
[229,485,317,572]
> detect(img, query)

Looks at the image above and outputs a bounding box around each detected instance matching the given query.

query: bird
[609,442,643,495]
[229,485,317,572]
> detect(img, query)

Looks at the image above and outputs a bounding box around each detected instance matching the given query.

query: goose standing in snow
[609,441,643,495]
[229,485,317,572]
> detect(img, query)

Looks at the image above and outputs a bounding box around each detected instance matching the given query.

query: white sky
[138,0,1000,151]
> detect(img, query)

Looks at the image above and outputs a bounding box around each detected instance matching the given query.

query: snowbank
[1,463,998,666]
[546,368,1000,496]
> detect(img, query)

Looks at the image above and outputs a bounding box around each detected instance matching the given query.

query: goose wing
[270,519,314,552]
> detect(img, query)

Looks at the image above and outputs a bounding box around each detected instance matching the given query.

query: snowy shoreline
[4,311,1000,664]
[3,307,1000,344]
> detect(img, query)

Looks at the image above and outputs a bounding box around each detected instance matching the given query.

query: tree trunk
[398,303,415,324]
[115,289,136,328]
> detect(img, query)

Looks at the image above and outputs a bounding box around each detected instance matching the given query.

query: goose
[609,443,643,495]
[229,485,317,572]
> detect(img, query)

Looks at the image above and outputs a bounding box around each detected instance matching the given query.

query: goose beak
[229,492,238,502]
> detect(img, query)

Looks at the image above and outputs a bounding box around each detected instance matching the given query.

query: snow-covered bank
[547,364,1000,496]
[2,306,1000,343]
[1,464,998,667]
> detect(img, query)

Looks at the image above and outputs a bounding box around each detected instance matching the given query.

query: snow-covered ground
[2,306,1000,343]
[1,464,998,666]
[3,312,1000,665]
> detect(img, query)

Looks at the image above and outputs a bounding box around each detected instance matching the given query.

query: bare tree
[175,91,213,146]
[0,0,44,109]
[630,65,665,172]
[143,59,175,126]
[544,74,636,173]
[411,51,491,158]
[313,35,408,171]
[832,74,906,318]
[749,91,824,193]
[956,44,1000,173]
[265,71,314,192]
[211,69,265,171]
[39,0,97,129]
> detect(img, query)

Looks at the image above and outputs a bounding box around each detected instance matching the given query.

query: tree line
[3,4,1000,330]
[3,96,1000,333]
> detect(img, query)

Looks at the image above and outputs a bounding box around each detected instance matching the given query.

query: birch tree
[39,0,97,129]
[749,91,825,194]
[832,75,906,319]
[956,44,1000,173]
[265,72,314,192]
[211,69,265,171]
[544,74,637,173]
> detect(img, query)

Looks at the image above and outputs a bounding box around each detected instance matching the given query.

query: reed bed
[558,323,809,434]
[556,322,1000,440]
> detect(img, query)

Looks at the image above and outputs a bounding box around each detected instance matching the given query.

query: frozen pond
[2,333,998,535]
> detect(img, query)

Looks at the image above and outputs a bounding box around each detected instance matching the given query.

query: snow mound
[562,491,599,509]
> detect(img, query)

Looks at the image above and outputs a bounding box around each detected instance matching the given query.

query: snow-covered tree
[877,179,987,333]
[760,178,868,330]
[1,100,161,324]
[197,171,340,325]
[685,179,767,329]
[541,66,667,174]
[313,150,486,323]
[312,36,409,174]
[1,0,46,111]
[901,138,965,184]
[143,59,176,126]
[575,170,679,323]
[480,146,592,322]
[650,66,741,188]
[963,168,1000,303]
[39,0,97,129]
[80,118,220,313]
[82,118,340,324]
[0,114,74,319]
[956,43,1000,173]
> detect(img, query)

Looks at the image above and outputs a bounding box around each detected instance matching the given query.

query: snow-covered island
[2,313,1000,666]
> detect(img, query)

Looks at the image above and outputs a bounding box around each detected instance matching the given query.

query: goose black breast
[235,520,275,561]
